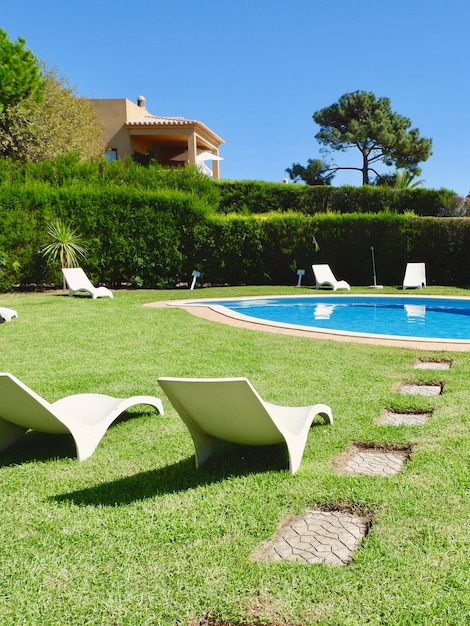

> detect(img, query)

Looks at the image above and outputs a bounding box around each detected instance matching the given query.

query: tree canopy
[294,90,432,186]
[0,64,105,162]
[285,158,335,185]
[286,91,432,185]
[0,29,44,114]
[0,28,105,162]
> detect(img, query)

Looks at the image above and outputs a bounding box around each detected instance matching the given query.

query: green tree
[285,158,335,185]
[313,90,432,185]
[0,64,105,162]
[0,29,44,114]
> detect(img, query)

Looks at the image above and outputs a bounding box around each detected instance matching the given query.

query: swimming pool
[176,295,470,343]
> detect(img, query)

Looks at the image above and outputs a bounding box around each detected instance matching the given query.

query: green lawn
[0,286,469,625]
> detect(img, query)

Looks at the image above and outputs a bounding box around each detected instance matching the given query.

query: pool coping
[145,295,470,352]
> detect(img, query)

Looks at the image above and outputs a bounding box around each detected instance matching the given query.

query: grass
[0,285,469,625]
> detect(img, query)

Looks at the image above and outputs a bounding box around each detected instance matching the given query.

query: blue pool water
[185,295,470,342]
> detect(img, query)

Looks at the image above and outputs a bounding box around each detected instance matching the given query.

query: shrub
[0,158,469,290]
[215,180,459,217]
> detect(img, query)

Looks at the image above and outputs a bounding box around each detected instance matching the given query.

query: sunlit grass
[0,286,469,625]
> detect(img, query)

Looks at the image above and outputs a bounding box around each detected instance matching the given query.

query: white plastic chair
[158,376,332,474]
[0,307,18,322]
[312,264,350,290]
[0,373,163,461]
[62,268,113,299]
[403,262,426,289]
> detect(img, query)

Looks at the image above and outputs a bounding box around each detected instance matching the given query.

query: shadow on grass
[0,422,294,506]
[0,431,78,466]
[52,443,290,506]
[0,413,148,467]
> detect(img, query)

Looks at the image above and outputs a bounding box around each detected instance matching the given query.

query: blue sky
[2,0,469,196]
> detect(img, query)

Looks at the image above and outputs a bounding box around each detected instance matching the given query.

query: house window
[104,148,118,163]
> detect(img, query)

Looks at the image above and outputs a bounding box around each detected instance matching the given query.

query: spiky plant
[41,219,87,289]
[394,169,424,189]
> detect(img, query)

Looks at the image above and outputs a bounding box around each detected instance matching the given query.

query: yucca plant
[41,219,87,288]
[393,169,424,189]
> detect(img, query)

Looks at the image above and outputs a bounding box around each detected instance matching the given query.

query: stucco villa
[90,96,225,179]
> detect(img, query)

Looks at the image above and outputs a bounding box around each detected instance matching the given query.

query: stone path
[380,410,431,426]
[414,360,451,370]
[254,443,408,567]
[252,509,368,566]
[253,357,449,570]
[338,446,409,476]
[398,383,442,396]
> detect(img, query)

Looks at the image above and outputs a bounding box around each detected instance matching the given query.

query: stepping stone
[340,448,408,476]
[380,410,431,426]
[414,360,451,370]
[252,509,368,566]
[398,383,441,397]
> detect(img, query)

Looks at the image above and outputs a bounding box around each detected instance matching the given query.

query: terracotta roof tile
[127,115,198,126]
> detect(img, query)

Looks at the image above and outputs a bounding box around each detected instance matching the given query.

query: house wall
[90,98,144,160]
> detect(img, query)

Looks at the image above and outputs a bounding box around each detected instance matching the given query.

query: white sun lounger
[403,262,426,289]
[0,307,18,322]
[312,264,350,290]
[62,267,113,299]
[157,376,333,474]
[0,373,163,461]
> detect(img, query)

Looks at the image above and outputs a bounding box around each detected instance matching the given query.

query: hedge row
[214,180,459,216]
[192,212,470,287]
[0,154,220,201]
[1,185,470,290]
[0,155,460,217]
[0,186,213,290]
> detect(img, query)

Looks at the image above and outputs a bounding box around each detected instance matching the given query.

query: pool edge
[145,299,470,352]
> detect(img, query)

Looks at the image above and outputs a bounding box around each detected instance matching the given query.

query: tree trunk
[362,151,369,185]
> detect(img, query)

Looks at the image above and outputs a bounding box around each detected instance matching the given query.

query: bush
[0,184,214,289]
[193,212,470,288]
[0,158,469,290]
[214,180,307,214]
[0,155,221,205]
[215,180,459,217]
[54,187,214,287]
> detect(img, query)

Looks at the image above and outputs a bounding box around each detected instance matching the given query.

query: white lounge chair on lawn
[403,262,426,289]
[62,267,113,299]
[0,373,163,461]
[157,376,333,474]
[312,264,350,290]
[0,307,18,322]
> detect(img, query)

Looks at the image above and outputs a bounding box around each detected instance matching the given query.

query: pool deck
[145,300,470,352]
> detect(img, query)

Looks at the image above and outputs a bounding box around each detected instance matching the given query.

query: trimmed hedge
[214,180,458,216]
[0,175,469,291]
[193,212,470,287]
[0,185,213,289]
